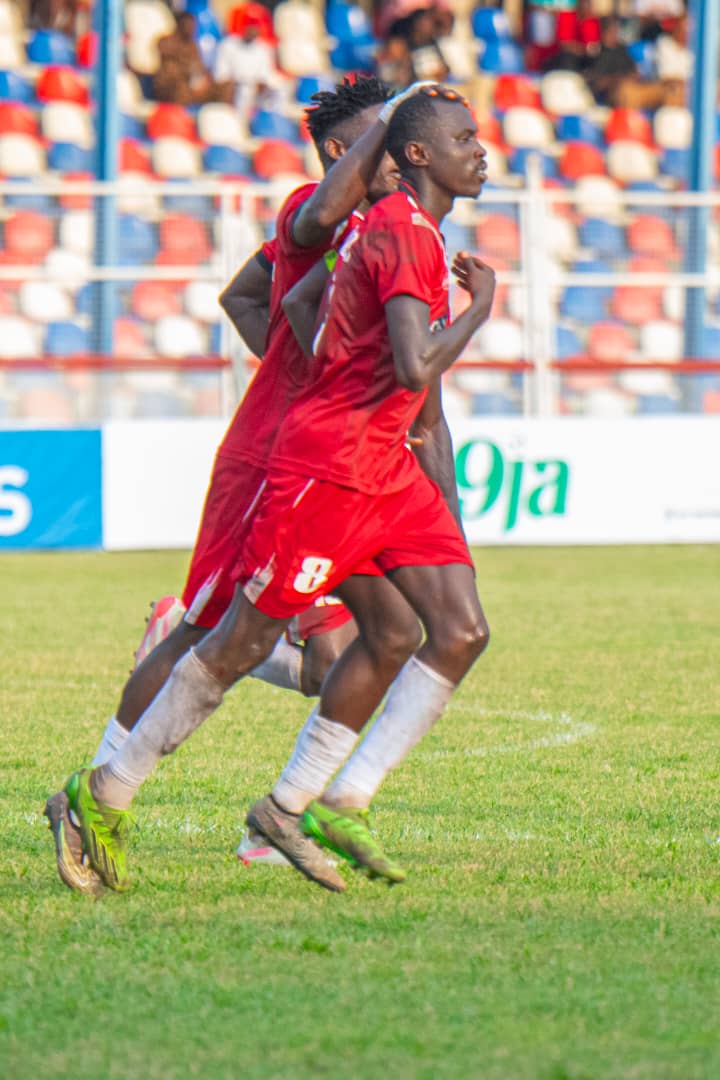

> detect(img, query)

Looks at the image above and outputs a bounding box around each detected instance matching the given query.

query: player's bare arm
[218,248,272,358]
[410,378,463,531]
[386,255,495,391]
[282,258,332,356]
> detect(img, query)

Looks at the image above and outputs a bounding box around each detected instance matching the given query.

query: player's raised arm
[218,246,273,358]
[292,80,435,250]
[386,255,495,392]
[410,378,463,532]
[282,257,333,357]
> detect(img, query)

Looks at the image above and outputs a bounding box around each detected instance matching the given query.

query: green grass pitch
[1,546,719,1079]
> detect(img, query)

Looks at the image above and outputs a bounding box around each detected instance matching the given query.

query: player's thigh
[386,562,488,644]
[335,573,423,659]
[196,585,291,685]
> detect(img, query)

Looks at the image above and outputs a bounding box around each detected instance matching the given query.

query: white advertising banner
[101,417,720,550]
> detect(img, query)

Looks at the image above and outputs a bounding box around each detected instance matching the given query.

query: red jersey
[218,183,352,466]
[270,187,449,495]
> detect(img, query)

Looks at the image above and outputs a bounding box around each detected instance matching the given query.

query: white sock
[91,715,129,767]
[92,649,226,809]
[323,656,455,808]
[272,707,359,814]
[250,635,303,692]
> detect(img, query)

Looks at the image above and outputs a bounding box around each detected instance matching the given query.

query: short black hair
[385,93,444,171]
[304,75,394,147]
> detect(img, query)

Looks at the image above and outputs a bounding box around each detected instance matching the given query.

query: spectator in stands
[152,12,234,106]
[377,3,450,86]
[655,11,692,86]
[542,0,601,73]
[29,0,82,35]
[214,3,286,116]
[584,13,682,108]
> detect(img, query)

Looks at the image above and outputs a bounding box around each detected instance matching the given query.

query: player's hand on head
[379,81,440,124]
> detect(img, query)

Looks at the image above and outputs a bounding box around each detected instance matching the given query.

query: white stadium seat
[152,136,202,178]
[117,173,162,217]
[574,175,623,221]
[274,0,326,41]
[503,106,554,149]
[653,106,692,150]
[541,71,594,116]
[607,140,658,184]
[155,314,206,357]
[0,133,45,176]
[58,209,94,256]
[44,248,91,288]
[19,281,74,322]
[639,319,683,362]
[197,103,249,150]
[184,281,221,323]
[0,316,40,358]
[0,33,24,67]
[475,317,524,361]
[277,38,330,77]
[41,102,94,150]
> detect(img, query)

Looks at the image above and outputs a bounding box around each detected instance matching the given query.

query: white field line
[416,707,597,762]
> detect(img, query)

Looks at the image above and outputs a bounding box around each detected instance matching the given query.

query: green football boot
[44,790,104,897]
[302,801,407,884]
[64,769,133,892]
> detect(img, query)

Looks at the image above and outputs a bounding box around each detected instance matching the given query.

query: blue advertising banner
[0,430,102,549]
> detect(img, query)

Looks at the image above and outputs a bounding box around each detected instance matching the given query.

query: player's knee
[435,613,490,667]
[369,614,423,670]
[301,641,339,696]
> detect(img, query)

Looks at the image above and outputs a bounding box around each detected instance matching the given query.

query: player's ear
[324,136,346,161]
[405,140,428,168]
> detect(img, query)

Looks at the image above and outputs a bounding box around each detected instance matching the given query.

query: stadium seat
[560,286,608,323]
[45,320,90,356]
[163,184,213,217]
[152,136,202,178]
[41,101,93,148]
[700,323,720,359]
[58,209,94,257]
[0,133,45,176]
[197,102,248,148]
[15,387,74,421]
[295,75,336,105]
[502,106,554,149]
[120,137,153,174]
[147,103,197,142]
[4,210,54,258]
[471,6,512,40]
[249,109,301,144]
[559,141,605,181]
[607,141,657,184]
[252,138,304,178]
[158,213,211,261]
[117,70,145,116]
[0,102,37,136]
[584,387,634,416]
[574,176,623,220]
[275,0,324,40]
[114,316,148,358]
[0,0,22,33]
[0,285,14,314]
[627,38,657,80]
[475,318,524,361]
[0,315,39,357]
[26,28,75,64]
[556,114,603,148]
[578,217,625,258]
[119,113,145,140]
[654,106,692,150]
[640,319,683,362]
[611,285,663,325]
[203,144,252,174]
[117,174,162,217]
[605,108,654,148]
[125,0,175,74]
[541,71,593,116]
[118,215,158,264]
[0,69,32,102]
[18,281,73,322]
[48,142,94,172]
[588,322,634,362]
[0,31,23,68]
[184,281,220,322]
[480,142,507,180]
[635,393,679,414]
[478,40,524,74]
[543,213,578,260]
[627,215,678,259]
[36,66,89,105]
[477,214,520,260]
[508,147,558,179]
[131,280,182,321]
[556,324,583,360]
[76,29,97,68]
[279,38,329,77]
[155,314,206,357]
[659,147,690,183]
[493,74,541,112]
[44,247,91,288]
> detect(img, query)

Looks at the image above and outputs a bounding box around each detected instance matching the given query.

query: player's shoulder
[362,190,444,253]
[277,182,320,227]
[364,190,415,229]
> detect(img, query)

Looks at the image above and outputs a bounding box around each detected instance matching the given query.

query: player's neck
[400,177,453,227]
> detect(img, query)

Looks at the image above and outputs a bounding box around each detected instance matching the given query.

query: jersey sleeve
[364,215,445,307]
[260,237,277,266]
[276,182,331,264]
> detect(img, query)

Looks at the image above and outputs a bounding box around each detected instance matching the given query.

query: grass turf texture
[1,547,718,1079]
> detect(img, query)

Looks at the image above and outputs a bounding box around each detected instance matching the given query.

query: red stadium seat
[114,317,147,358]
[588,322,634,362]
[703,390,720,413]
[605,108,654,148]
[0,286,15,314]
[627,215,678,259]
[4,210,54,258]
[559,141,606,181]
[252,138,304,178]
[627,256,668,273]
[36,65,89,105]
[76,30,97,68]
[611,285,663,325]
[0,102,39,137]
[493,74,542,112]
[158,213,211,260]
[147,104,197,143]
[58,171,93,210]
[476,215,520,260]
[131,280,182,321]
[475,113,505,150]
[0,248,44,289]
[120,137,153,174]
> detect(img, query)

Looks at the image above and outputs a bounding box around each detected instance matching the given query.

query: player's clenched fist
[451,251,496,319]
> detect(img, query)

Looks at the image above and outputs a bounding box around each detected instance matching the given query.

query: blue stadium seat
[326,2,372,41]
[579,218,626,258]
[627,40,657,80]
[557,115,603,148]
[471,8,512,40]
[183,0,210,12]
[74,283,121,320]
[471,392,520,415]
[701,324,720,358]
[508,147,558,178]
[209,321,222,354]
[48,142,94,172]
[45,320,90,355]
[636,394,679,414]
[443,219,475,253]
[163,183,214,216]
[120,113,145,140]
[296,76,336,104]
[3,179,54,212]
[202,144,251,174]
[117,214,157,264]
[660,148,690,182]
[0,70,33,103]
[560,287,609,323]
[556,325,583,360]
[249,109,301,144]
[478,40,524,74]
[26,29,75,65]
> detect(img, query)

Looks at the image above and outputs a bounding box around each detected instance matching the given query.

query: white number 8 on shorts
[293,556,334,595]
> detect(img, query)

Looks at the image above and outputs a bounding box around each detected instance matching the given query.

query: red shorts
[237,467,472,620]
[182,455,353,637]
